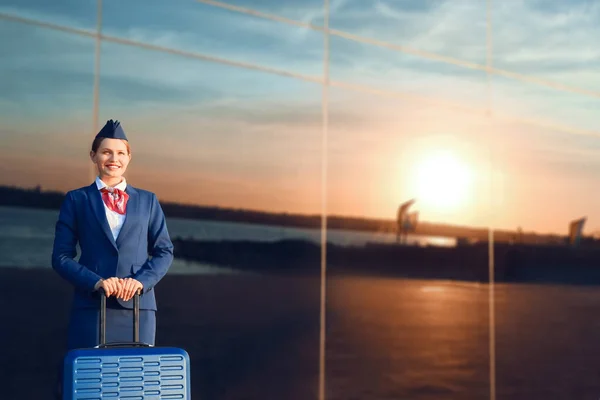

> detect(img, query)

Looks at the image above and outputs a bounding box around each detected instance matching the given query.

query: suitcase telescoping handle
[98,288,150,348]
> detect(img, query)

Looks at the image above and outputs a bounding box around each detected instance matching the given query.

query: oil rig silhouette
[396,199,587,247]
[396,199,419,244]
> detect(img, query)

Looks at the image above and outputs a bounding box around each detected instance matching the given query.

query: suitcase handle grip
[98,288,142,346]
[97,342,152,348]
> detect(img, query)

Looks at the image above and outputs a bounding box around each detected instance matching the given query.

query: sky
[1,0,600,235]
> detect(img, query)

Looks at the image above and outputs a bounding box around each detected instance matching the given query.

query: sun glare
[413,150,473,211]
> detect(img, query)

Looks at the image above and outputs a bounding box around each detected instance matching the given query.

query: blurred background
[2,0,600,399]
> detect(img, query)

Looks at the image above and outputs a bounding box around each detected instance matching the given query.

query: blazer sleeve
[51,191,103,292]
[132,193,173,293]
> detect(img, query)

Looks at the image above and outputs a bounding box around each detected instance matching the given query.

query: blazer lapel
[116,185,138,248]
[87,183,118,250]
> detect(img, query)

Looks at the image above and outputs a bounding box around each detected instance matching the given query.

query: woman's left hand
[119,278,144,301]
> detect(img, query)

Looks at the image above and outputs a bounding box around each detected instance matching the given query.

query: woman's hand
[119,278,143,301]
[99,277,123,297]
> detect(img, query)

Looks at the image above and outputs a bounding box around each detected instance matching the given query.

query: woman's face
[90,138,131,179]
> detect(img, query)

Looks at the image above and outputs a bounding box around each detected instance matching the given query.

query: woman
[51,119,173,350]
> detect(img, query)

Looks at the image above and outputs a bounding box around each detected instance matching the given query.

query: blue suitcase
[62,290,191,399]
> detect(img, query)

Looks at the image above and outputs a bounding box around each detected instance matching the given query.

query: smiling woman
[52,118,174,351]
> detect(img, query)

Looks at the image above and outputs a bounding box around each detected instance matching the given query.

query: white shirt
[95,176,127,240]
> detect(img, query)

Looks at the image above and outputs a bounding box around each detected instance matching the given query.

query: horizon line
[0,183,587,239]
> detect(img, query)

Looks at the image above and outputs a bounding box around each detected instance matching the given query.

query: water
[2,206,600,398]
[325,276,600,399]
[0,205,451,272]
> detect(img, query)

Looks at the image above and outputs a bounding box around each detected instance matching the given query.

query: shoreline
[173,238,600,286]
[0,195,585,246]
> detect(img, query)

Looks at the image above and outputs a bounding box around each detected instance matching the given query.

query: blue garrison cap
[96,119,128,141]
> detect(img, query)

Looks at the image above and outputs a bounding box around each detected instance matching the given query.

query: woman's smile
[105,163,121,171]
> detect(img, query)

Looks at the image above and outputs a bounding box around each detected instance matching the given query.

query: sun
[413,150,473,211]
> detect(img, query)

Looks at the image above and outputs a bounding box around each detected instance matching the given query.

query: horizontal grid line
[0,11,323,85]
[198,0,600,100]
[1,11,599,139]
[0,12,97,38]
[328,27,486,72]
[332,80,600,138]
[101,33,325,85]
[196,0,323,30]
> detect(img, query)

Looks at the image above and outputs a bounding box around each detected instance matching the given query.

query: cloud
[220,0,346,26]
[100,0,324,76]
[3,0,600,226]
[324,0,600,133]
[328,0,600,93]
[492,0,600,83]
[328,0,487,63]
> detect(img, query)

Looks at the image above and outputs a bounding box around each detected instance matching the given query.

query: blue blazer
[52,182,173,311]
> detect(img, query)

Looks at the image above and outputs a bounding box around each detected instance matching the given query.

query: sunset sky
[1,0,600,235]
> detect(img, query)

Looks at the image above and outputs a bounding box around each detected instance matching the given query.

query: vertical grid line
[318,1,330,399]
[91,0,102,181]
[486,1,497,400]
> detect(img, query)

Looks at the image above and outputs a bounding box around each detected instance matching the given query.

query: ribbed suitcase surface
[63,346,190,399]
